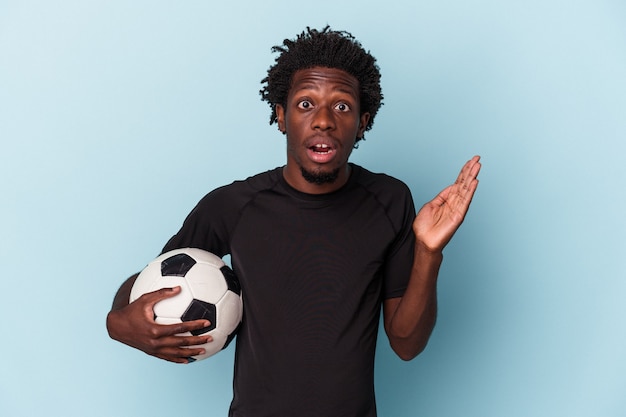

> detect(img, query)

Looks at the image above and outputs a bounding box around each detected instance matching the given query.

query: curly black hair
[260,26,383,143]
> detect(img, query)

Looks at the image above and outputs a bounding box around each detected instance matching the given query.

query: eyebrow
[292,83,358,98]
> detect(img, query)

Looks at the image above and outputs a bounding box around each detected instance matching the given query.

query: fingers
[160,319,213,339]
[131,287,180,325]
[467,156,481,189]
[146,323,214,364]
[433,156,481,224]
[153,341,209,364]
[428,154,480,210]
[128,290,216,364]
[412,156,481,252]
[452,156,481,203]
[455,155,481,189]
[141,286,183,306]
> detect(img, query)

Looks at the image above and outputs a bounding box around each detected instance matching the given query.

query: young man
[107,27,481,416]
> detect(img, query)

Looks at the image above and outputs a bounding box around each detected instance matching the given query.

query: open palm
[413,156,482,252]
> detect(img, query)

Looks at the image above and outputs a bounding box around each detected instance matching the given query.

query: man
[107,26,481,416]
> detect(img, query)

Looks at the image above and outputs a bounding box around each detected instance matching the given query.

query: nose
[311,106,335,131]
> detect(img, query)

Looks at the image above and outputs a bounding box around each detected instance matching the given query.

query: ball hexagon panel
[221,265,241,295]
[160,253,196,277]
[182,299,217,335]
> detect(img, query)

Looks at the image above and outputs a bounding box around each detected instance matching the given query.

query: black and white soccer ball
[129,248,243,362]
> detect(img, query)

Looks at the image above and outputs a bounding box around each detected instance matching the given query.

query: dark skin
[385,154,480,360]
[107,275,211,363]
[107,66,481,363]
[277,67,481,359]
[276,67,370,194]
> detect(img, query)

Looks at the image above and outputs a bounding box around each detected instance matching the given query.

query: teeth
[311,144,332,153]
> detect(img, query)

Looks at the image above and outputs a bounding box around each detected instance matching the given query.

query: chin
[300,166,340,185]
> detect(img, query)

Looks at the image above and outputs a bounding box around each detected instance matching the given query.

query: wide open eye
[297,100,313,110]
[335,102,351,112]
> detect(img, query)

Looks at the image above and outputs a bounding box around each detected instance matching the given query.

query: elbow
[105,310,118,341]
[398,352,418,362]
[389,336,429,361]
[384,302,437,361]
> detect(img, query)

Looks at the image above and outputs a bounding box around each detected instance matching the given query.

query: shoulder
[350,164,416,231]
[351,164,414,203]
[162,168,284,255]
[350,165,416,259]
[198,167,283,206]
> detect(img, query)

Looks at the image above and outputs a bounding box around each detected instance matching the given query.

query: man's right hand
[106,285,212,364]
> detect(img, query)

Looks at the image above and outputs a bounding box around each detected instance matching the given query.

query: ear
[358,112,371,138]
[276,104,286,133]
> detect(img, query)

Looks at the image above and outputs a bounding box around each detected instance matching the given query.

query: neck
[282,164,351,194]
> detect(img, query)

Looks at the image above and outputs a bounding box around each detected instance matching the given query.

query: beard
[300,166,340,185]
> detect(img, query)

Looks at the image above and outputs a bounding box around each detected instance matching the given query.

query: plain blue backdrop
[1,1,625,416]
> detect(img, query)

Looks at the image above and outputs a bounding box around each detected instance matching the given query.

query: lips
[306,140,337,163]
[310,143,332,153]
[306,136,337,151]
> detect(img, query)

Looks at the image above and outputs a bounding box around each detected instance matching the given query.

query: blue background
[1,1,625,416]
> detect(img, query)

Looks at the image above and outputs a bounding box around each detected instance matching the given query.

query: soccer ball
[129,248,243,362]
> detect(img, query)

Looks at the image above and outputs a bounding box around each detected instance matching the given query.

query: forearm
[386,155,480,360]
[106,274,139,343]
[385,243,442,360]
[110,273,139,311]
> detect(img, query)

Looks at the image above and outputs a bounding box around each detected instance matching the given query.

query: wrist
[411,241,443,285]
[414,239,444,258]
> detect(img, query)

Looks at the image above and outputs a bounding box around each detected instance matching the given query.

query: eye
[335,102,351,112]
[297,100,313,109]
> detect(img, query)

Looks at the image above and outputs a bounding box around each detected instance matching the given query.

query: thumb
[137,286,182,307]
[429,185,453,207]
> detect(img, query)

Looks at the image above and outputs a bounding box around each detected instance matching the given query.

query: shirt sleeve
[381,181,416,299]
[161,186,236,258]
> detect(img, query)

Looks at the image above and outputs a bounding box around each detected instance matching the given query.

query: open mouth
[310,144,333,154]
[305,139,338,164]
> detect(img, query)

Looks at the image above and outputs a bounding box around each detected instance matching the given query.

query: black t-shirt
[163,164,416,417]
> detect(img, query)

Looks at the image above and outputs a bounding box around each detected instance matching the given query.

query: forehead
[288,67,360,98]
